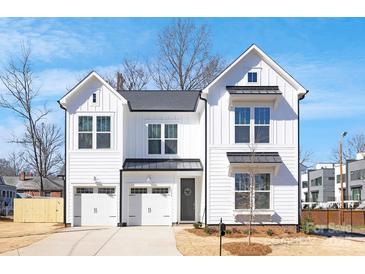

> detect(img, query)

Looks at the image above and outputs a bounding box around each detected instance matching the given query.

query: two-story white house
[58,44,308,229]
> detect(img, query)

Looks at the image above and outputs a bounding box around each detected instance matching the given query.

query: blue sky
[0,18,364,163]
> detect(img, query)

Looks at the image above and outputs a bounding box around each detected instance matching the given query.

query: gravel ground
[0,220,63,255]
[174,227,365,256]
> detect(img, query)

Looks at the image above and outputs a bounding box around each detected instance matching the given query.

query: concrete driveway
[2,226,181,256]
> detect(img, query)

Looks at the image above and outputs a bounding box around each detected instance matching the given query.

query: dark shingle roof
[2,176,64,191]
[119,90,201,111]
[226,86,282,95]
[123,158,203,171]
[227,152,282,164]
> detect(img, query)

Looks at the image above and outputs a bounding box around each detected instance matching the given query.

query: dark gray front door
[180,178,195,221]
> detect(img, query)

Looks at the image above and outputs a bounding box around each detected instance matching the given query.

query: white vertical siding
[65,78,124,225]
[206,50,300,225]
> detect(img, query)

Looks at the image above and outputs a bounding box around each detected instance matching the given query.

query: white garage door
[128,187,171,226]
[74,187,117,226]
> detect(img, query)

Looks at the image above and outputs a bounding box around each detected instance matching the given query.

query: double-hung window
[165,124,178,154]
[97,116,111,149]
[148,124,161,154]
[248,72,257,83]
[78,115,111,149]
[235,108,250,143]
[254,107,270,143]
[235,173,270,210]
[79,116,93,149]
[148,124,178,155]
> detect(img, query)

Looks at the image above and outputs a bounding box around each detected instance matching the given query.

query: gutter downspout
[118,170,123,227]
[58,102,68,227]
[199,93,208,226]
[298,90,309,231]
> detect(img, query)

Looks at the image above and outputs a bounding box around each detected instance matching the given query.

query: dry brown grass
[223,242,272,256]
[175,227,365,256]
[0,221,63,254]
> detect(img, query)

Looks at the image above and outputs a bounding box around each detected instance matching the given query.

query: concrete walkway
[2,226,181,256]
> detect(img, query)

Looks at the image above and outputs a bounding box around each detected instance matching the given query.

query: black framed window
[165,124,177,154]
[235,107,250,143]
[235,173,270,210]
[97,116,111,149]
[148,124,161,154]
[248,72,257,83]
[78,116,93,149]
[254,107,270,143]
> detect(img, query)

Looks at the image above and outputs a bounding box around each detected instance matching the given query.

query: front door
[180,178,195,222]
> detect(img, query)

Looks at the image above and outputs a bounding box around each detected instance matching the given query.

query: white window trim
[146,122,179,157]
[90,89,100,107]
[76,113,115,151]
[233,170,274,212]
[233,104,272,145]
[246,68,261,85]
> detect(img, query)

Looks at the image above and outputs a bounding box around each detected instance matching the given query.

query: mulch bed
[186,228,307,238]
[223,242,272,256]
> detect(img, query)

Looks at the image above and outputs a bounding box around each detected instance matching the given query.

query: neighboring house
[301,173,309,202]
[0,176,16,216]
[346,153,365,202]
[308,168,335,202]
[3,172,64,197]
[58,44,307,228]
[334,164,346,202]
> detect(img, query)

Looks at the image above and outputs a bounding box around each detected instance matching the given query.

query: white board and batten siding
[205,50,300,225]
[123,111,202,159]
[65,77,124,225]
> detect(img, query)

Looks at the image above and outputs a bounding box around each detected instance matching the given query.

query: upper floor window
[97,116,111,149]
[311,177,322,186]
[78,115,111,149]
[148,124,161,154]
[79,116,93,149]
[302,181,308,188]
[248,72,257,83]
[148,123,178,155]
[336,174,346,184]
[92,93,97,103]
[235,173,270,210]
[234,107,270,144]
[350,169,365,181]
[254,107,270,143]
[165,124,177,154]
[235,108,250,143]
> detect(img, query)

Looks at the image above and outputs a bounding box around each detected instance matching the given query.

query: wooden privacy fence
[14,198,63,223]
[302,209,365,232]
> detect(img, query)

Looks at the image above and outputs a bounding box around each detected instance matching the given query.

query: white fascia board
[203,44,308,97]
[58,71,127,109]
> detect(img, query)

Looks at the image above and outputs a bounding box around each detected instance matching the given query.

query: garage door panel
[129,191,172,226]
[74,192,117,226]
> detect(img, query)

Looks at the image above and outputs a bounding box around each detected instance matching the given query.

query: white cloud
[0,18,105,62]
[276,53,365,120]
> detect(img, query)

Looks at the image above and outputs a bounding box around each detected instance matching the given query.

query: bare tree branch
[150,19,225,90]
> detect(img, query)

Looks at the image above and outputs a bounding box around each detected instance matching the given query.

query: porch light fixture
[146,176,152,184]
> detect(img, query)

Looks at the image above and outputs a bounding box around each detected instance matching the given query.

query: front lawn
[0,220,63,254]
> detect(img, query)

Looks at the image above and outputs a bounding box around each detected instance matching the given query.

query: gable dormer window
[92,93,97,103]
[247,72,257,83]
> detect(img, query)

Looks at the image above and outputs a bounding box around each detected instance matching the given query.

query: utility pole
[339,131,347,209]
[339,131,347,225]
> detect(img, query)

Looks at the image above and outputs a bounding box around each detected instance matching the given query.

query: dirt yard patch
[0,220,63,254]
[175,227,365,256]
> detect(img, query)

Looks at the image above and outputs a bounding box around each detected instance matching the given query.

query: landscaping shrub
[243,228,256,235]
[193,222,202,229]
[301,215,316,234]
[266,229,274,236]
[225,229,232,235]
[232,227,241,234]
